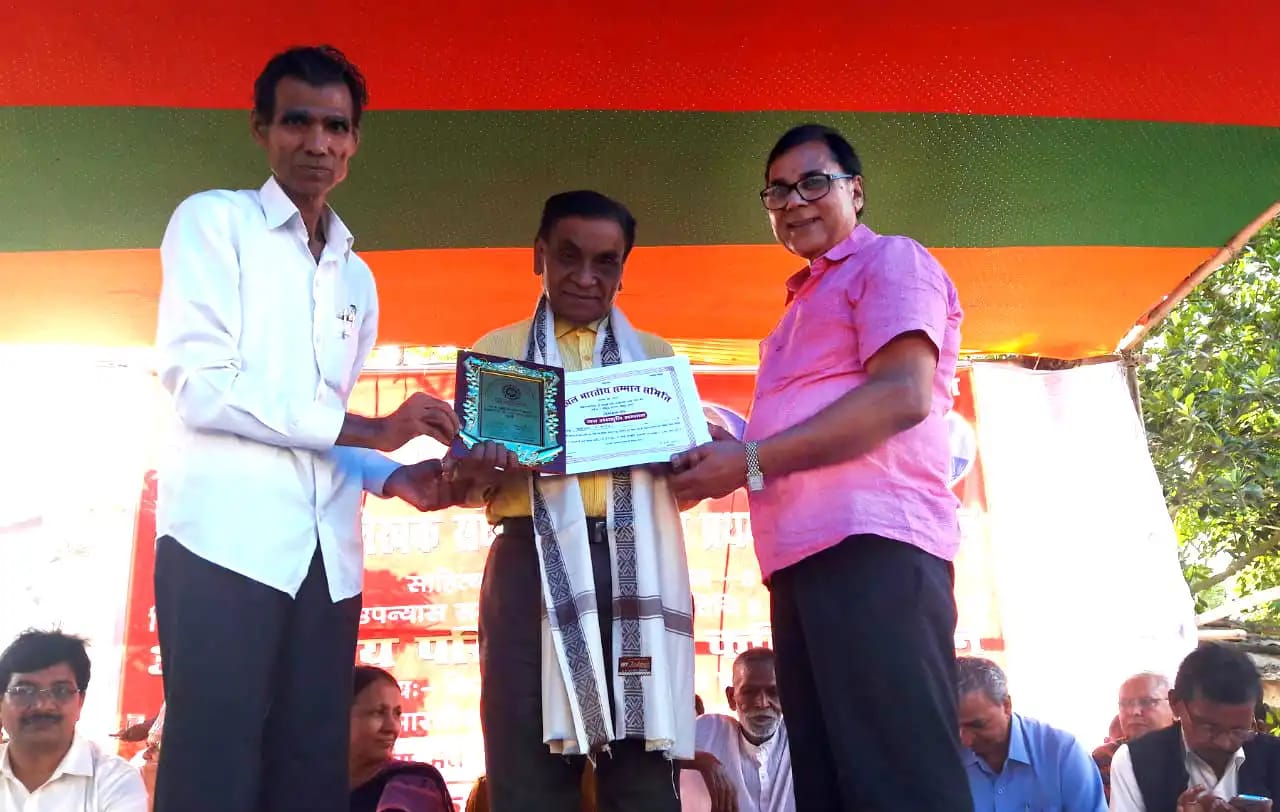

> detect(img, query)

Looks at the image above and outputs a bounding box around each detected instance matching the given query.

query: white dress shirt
[155,176,399,601]
[1,736,147,812]
[1109,735,1246,811]
[680,714,795,812]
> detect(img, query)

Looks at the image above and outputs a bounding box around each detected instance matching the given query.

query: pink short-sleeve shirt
[744,224,963,578]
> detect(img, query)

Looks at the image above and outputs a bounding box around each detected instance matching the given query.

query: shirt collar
[962,713,1030,774]
[0,736,93,784]
[783,223,875,295]
[737,727,779,763]
[1006,712,1032,766]
[553,316,603,339]
[258,176,356,257]
[59,736,95,778]
[1181,727,1246,773]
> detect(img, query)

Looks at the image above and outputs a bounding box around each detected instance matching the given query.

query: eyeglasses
[1183,710,1256,744]
[3,683,81,708]
[1119,697,1168,711]
[759,173,854,210]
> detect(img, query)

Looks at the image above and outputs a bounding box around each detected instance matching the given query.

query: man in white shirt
[153,46,459,812]
[681,648,795,812]
[1110,644,1280,812]
[1,630,147,812]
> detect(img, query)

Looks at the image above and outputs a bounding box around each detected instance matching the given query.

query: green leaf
[1141,218,1280,620]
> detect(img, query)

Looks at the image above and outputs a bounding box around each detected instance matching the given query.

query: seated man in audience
[957,657,1106,812]
[1094,672,1175,800]
[1111,643,1280,811]
[681,648,794,812]
[0,630,148,811]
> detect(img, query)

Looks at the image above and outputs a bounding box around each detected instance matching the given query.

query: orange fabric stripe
[0,245,1211,358]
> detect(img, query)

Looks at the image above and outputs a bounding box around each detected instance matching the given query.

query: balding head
[1118,672,1174,741]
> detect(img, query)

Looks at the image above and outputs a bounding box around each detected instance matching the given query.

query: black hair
[352,665,399,701]
[1173,643,1261,706]
[0,629,91,694]
[765,123,863,181]
[253,45,369,128]
[536,190,638,259]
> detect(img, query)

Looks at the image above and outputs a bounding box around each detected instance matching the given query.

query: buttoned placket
[574,327,594,365]
[299,218,333,533]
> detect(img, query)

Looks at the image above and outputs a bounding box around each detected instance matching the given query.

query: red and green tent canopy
[3,1,1278,359]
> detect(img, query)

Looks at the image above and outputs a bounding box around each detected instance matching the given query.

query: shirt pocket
[316,271,366,394]
[757,292,860,393]
[321,303,362,394]
[1030,794,1063,812]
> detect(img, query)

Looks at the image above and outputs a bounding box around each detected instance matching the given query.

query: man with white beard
[681,648,794,812]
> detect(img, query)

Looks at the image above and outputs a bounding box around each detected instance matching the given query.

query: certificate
[562,356,711,475]
[453,351,567,473]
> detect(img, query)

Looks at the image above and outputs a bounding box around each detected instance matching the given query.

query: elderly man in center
[452,190,702,812]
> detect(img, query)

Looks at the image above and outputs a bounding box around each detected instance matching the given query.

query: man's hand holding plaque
[383,459,455,512]
[443,440,529,504]
[375,392,461,452]
[452,351,568,473]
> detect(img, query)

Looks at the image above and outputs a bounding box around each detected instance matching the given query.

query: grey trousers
[153,536,360,812]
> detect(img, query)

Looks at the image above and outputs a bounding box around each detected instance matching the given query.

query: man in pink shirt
[671,124,969,810]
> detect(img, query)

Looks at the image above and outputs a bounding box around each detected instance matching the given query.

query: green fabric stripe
[2,109,1278,251]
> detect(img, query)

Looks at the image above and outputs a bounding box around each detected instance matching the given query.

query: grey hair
[1125,672,1171,694]
[957,657,1009,704]
[733,646,776,672]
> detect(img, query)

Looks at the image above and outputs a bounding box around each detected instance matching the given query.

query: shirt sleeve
[1108,745,1146,812]
[1059,734,1110,812]
[97,757,150,812]
[155,193,345,451]
[333,447,401,496]
[850,237,952,368]
[641,332,676,359]
[338,279,401,496]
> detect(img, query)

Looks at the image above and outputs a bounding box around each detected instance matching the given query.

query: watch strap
[745,441,765,492]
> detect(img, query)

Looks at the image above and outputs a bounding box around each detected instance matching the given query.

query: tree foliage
[1139,218,1280,616]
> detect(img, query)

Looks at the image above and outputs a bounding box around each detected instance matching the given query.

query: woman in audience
[349,666,451,812]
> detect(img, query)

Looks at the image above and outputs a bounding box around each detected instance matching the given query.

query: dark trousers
[769,534,974,812]
[153,535,361,812]
[478,520,680,812]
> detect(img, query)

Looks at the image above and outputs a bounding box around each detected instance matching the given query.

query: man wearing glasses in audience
[1094,673,1175,800]
[1111,643,1280,811]
[0,630,148,811]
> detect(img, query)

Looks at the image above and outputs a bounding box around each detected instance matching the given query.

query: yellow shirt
[472,316,674,522]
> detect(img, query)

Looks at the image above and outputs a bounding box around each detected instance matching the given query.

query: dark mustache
[20,713,61,726]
